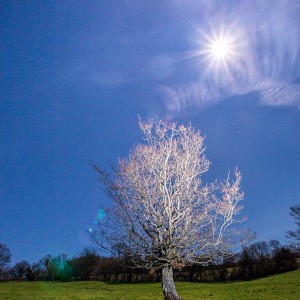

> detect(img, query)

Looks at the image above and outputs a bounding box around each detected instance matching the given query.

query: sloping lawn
[0,269,299,299]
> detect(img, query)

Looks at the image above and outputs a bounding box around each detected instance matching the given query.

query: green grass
[0,269,299,299]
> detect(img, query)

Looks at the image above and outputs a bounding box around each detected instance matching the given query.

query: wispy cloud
[162,0,300,114]
[70,65,133,87]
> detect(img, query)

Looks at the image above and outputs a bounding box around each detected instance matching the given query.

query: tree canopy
[90,119,249,300]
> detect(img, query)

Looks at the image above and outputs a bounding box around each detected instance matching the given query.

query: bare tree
[11,260,33,281]
[286,205,300,241]
[70,248,100,280]
[0,243,11,273]
[249,241,271,271]
[90,119,249,300]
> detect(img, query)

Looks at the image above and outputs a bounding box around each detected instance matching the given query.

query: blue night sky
[1,1,300,264]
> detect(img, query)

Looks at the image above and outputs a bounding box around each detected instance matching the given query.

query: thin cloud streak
[70,65,133,87]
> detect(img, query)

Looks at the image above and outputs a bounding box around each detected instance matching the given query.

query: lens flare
[97,209,106,220]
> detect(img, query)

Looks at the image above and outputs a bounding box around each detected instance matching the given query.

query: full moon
[199,27,240,71]
[206,35,236,67]
[209,38,232,59]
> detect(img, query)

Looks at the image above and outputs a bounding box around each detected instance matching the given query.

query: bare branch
[90,120,249,270]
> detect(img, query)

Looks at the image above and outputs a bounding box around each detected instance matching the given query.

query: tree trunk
[162,265,182,300]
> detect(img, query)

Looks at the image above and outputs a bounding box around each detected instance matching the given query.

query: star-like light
[205,35,236,69]
[198,26,242,73]
[209,38,233,60]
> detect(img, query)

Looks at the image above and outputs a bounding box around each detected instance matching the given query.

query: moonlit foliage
[90,119,249,299]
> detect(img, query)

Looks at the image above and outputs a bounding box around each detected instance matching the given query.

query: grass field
[0,269,299,299]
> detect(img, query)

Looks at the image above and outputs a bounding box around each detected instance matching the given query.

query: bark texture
[162,266,182,300]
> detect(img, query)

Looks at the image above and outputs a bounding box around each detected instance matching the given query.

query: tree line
[1,202,299,282]
[0,239,299,283]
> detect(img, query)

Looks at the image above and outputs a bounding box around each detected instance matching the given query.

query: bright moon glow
[206,35,236,68]
[199,27,241,71]
[210,38,232,59]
